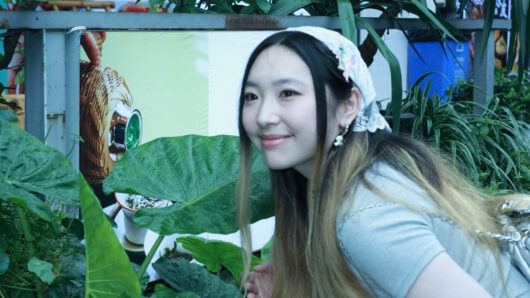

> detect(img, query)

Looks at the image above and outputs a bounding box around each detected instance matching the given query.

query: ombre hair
[237,31,509,297]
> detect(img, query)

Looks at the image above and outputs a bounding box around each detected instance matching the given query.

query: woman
[236,26,530,297]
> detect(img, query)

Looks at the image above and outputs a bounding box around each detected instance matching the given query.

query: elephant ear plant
[102,135,273,297]
[0,118,141,297]
[0,117,272,296]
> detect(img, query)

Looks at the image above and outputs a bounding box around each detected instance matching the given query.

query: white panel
[207,31,276,136]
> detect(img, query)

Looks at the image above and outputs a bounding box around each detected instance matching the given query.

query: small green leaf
[480,125,490,136]
[177,236,260,282]
[28,257,56,284]
[154,284,169,292]
[255,0,271,13]
[260,236,273,261]
[0,251,8,274]
[14,66,24,85]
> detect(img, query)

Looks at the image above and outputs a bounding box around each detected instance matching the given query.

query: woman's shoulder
[336,161,447,297]
[343,161,440,215]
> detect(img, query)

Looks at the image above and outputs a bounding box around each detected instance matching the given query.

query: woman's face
[242,45,336,177]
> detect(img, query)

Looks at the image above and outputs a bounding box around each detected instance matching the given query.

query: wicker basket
[80,60,134,185]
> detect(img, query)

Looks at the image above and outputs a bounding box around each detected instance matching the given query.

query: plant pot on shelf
[115,193,166,245]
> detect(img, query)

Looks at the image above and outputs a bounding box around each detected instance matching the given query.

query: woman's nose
[256,97,280,127]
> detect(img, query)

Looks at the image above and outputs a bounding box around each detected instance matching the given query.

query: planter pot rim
[115,192,167,212]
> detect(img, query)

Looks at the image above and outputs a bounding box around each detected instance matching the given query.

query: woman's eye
[244,93,258,101]
[280,90,297,97]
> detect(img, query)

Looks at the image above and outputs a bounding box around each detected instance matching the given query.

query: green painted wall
[82,31,209,143]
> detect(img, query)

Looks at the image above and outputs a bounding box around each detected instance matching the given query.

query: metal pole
[473,30,495,114]
[24,30,46,141]
[65,28,82,169]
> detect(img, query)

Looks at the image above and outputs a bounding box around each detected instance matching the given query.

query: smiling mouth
[260,135,290,148]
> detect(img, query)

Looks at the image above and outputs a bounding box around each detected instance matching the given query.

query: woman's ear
[337,87,361,128]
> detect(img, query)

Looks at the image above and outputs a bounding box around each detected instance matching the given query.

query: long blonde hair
[237,31,514,297]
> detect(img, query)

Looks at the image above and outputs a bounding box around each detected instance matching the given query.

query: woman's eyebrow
[245,78,307,88]
[272,78,306,87]
[245,80,258,88]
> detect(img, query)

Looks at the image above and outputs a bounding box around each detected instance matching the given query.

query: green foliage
[0,121,272,297]
[0,118,87,296]
[452,69,530,123]
[177,236,261,282]
[399,74,530,193]
[0,198,87,297]
[152,257,243,298]
[103,135,273,236]
[14,65,24,85]
[260,236,272,262]
[337,0,356,43]
[255,0,271,13]
[80,176,142,297]
[0,117,145,297]
[27,258,56,285]
[3,0,39,10]
[0,235,8,275]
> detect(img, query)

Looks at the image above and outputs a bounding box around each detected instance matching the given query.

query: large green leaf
[356,16,403,132]
[479,0,495,59]
[0,118,79,207]
[103,135,273,235]
[255,0,271,13]
[153,257,242,298]
[80,176,141,297]
[177,236,260,282]
[337,0,357,44]
[409,0,457,41]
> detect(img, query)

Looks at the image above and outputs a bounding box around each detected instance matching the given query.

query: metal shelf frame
[2,11,510,166]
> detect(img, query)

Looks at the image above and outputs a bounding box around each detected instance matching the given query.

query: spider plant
[400,78,530,193]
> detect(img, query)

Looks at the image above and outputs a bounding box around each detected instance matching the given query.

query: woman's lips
[260,135,290,148]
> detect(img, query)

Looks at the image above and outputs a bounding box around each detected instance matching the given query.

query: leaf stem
[0,284,35,292]
[14,206,43,298]
[136,233,164,279]
[7,270,31,285]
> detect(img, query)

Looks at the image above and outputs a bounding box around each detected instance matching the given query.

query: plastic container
[408,40,470,100]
